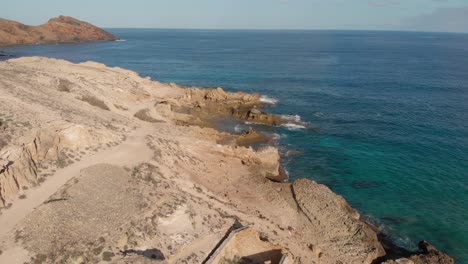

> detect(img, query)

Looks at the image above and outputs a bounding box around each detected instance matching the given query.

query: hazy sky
[2,0,468,32]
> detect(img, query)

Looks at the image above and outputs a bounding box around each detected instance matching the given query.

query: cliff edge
[0,16,116,46]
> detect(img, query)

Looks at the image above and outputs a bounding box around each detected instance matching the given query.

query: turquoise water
[3,29,468,262]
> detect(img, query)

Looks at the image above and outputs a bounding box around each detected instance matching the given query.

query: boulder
[292,179,386,263]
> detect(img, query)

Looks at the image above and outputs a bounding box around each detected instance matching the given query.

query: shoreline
[207,101,451,263]
[0,57,453,263]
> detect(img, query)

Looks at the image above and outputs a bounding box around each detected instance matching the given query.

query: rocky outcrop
[232,107,286,126]
[185,87,260,108]
[292,179,386,263]
[182,87,296,126]
[382,241,454,264]
[240,146,286,182]
[0,16,116,46]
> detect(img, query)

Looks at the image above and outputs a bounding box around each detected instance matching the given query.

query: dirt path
[0,124,154,241]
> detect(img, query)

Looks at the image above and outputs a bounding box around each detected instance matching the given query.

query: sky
[1,0,468,32]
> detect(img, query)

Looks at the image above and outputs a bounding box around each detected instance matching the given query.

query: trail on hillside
[0,124,154,240]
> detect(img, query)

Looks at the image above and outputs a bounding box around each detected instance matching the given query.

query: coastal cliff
[0,57,453,263]
[0,16,116,46]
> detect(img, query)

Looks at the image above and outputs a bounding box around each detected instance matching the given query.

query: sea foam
[281,123,307,131]
[260,95,278,105]
[278,115,307,130]
[279,114,302,123]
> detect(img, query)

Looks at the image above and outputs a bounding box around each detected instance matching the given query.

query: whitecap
[115,39,127,42]
[260,95,278,105]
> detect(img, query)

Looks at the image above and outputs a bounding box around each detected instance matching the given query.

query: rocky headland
[0,57,453,263]
[0,16,116,46]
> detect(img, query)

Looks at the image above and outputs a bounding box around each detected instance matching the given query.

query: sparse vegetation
[134,109,163,123]
[0,138,6,150]
[58,78,72,92]
[18,121,31,127]
[102,251,115,261]
[80,95,110,110]
[93,245,104,256]
[56,157,67,169]
[114,104,129,111]
[31,253,47,264]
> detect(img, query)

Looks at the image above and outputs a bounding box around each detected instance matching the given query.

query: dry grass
[80,95,110,111]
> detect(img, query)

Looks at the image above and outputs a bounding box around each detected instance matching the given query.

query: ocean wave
[278,114,308,130]
[115,39,127,42]
[279,114,302,123]
[262,132,281,141]
[271,133,281,140]
[260,95,278,105]
[281,123,307,131]
[234,124,249,133]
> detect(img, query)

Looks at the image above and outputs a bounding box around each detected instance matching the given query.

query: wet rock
[381,241,454,264]
[408,241,454,264]
[232,107,284,126]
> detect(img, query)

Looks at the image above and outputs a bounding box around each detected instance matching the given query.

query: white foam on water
[281,123,307,131]
[234,124,249,133]
[279,114,302,122]
[271,133,281,140]
[115,39,127,42]
[244,121,263,125]
[260,95,278,105]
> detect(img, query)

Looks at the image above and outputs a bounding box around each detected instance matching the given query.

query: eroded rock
[292,179,386,263]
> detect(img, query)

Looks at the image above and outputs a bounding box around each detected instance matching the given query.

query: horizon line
[103,27,468,35]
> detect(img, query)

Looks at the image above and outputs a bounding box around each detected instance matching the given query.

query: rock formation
[0,16,116,46]
[382,241,454,264]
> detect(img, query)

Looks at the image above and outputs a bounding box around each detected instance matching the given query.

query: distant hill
[0,16,116,46]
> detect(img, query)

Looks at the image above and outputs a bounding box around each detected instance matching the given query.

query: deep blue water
[3,29,468,262]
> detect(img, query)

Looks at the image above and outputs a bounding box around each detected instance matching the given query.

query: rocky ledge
[0,57,453,263]
[0,16,116,46]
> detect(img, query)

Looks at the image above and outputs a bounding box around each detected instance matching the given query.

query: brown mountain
[0,16,116,46]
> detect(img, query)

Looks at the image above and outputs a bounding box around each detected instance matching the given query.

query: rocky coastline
[0,57,453,263]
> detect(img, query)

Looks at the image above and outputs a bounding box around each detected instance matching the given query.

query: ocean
[3,29,468,262]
